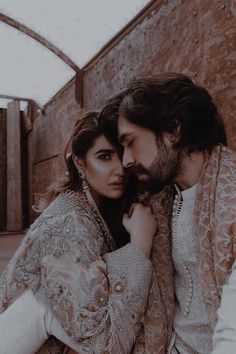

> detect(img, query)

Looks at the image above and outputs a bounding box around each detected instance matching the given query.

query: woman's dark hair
[118,73,227,153]
[36,111,103,204]
[35,110,135,248]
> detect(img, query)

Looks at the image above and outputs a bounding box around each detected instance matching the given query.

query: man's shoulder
[149,185,174,217]
[216,145,236,174]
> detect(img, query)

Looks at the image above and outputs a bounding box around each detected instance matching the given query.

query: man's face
[118,115,180,184]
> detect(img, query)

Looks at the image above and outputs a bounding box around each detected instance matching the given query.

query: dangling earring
[77,168,90,192]
[82,179,90,192]
[73,153,90,193]
[77,168,85,180]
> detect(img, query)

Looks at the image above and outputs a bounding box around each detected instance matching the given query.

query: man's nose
[122,149,135,168]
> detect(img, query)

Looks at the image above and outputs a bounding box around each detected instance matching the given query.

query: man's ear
[163,124,181,146]
[172,124,181,143]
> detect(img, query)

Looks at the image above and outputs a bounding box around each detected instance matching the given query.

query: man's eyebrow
[118,133,132,144]
[94,149,114,155]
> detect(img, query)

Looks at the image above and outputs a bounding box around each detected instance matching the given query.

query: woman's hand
[123,203,157,258]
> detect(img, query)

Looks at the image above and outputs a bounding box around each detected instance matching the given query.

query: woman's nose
[115,159,125,176]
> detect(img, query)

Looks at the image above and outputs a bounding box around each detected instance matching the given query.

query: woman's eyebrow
[94,149,115,155]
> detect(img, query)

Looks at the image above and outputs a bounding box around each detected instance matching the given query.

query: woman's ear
[72,154,84,170]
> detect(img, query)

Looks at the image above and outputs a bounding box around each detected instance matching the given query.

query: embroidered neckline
[63,189,116,252]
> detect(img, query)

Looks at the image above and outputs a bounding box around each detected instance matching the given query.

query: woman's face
[78,135,128,201]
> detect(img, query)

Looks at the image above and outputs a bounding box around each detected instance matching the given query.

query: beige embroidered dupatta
[0,191,115,353]
[0,188,153,354]
[132,145,236,353]
[132,186,175,353]
[195,145,236,326]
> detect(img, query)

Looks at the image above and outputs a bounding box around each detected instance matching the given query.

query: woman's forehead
[89,135,115,154]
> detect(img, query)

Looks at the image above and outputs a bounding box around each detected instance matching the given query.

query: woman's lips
[109,182,125,189]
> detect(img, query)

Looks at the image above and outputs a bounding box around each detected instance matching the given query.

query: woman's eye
[99,154,111,160]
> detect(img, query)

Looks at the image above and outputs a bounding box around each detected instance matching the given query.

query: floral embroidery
[110,275,127,294]
[0,190,152,353]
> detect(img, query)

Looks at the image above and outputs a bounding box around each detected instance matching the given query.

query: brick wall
[31,0,236,218]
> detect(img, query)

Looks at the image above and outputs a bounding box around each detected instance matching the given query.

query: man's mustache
[127,164,150,176]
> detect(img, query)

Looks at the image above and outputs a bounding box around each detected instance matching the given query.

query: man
[99,73,236,354]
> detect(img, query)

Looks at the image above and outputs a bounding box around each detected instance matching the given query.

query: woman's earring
[73,155,90,192]
[77,168,85,180]
[77,168,89,192]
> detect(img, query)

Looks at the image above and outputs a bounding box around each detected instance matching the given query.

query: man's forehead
[118,127,135,144]
[118,115,136,136]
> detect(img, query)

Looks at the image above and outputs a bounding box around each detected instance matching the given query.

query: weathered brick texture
[31,0,236,220]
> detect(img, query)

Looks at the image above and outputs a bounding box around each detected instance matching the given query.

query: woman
[0,111,157,354]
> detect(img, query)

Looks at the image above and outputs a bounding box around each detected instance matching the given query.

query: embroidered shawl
[0,189,153,354]
[0,191,115,353]
[131,145,236,353]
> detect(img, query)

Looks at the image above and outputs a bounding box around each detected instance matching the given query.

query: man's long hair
[118,73,227,153]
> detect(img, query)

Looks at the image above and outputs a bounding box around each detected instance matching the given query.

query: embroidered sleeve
[0,205,152,353]
[33,212,153,354]
[19,209,152,354]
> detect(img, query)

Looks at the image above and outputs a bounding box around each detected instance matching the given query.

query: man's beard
[132,138,182,189]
